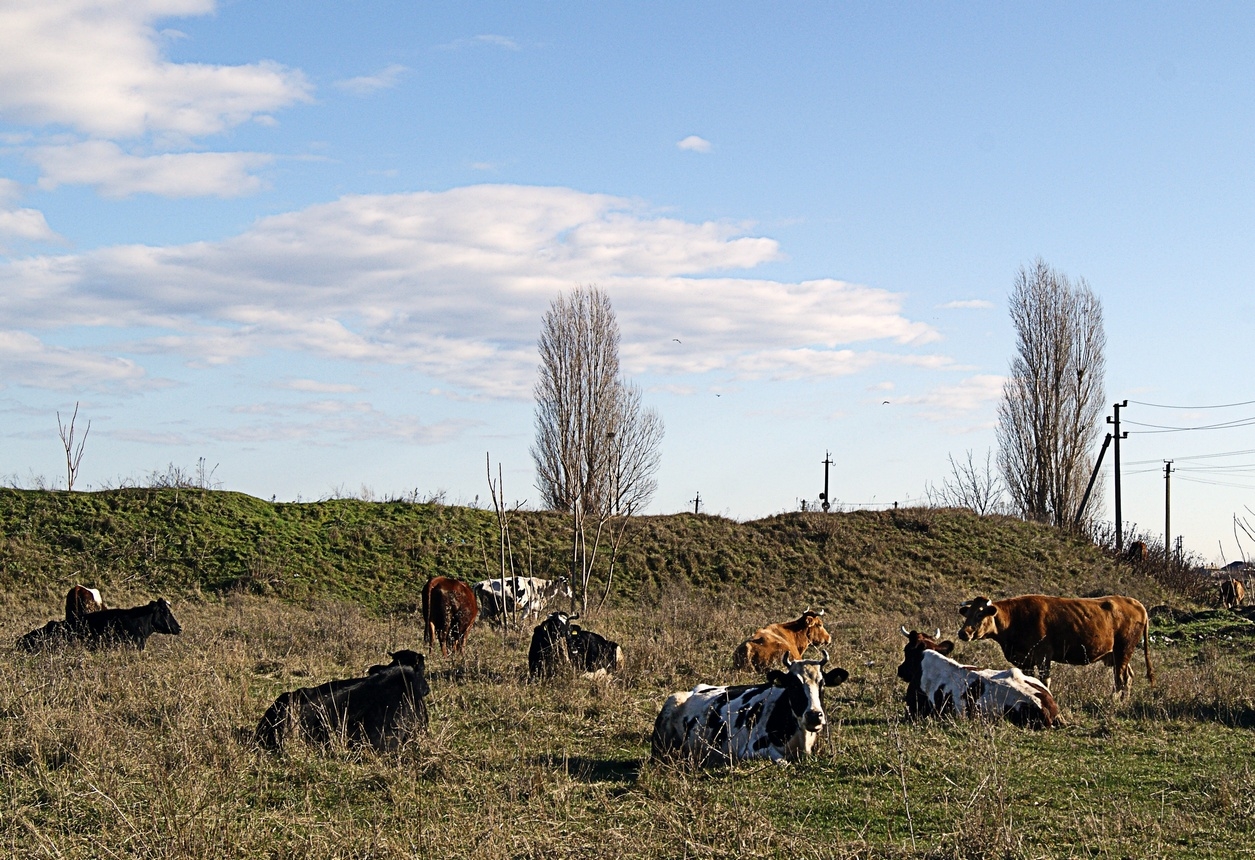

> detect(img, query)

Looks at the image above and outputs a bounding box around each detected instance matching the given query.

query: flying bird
[882,400,891,405]
[672,338,682,343]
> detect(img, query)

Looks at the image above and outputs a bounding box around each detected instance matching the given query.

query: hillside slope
[0,488,1167,612]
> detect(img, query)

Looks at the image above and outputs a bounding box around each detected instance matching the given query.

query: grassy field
[2,492,1253,858]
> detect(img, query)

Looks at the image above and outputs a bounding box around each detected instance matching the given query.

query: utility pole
[1164,460,1173,568]
[1074,432,1114,527]
[1107,400,1129,551]
[820,451,833,513]
[691,492,701,515]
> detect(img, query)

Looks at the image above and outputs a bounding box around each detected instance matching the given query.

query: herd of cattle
[12,574,1180,766]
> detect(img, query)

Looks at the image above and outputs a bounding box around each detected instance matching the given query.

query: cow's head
[551,577,574,601]
[801,610,832,647]
[957,597,998,641]
[896,627,952,683]
[152,598,182,635]
[766,650,849,734]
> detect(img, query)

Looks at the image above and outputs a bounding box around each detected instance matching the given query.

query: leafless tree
[531,286,663,611]
[996,259,1106,527]
[57,402,90,492]
[925,449,1006,515]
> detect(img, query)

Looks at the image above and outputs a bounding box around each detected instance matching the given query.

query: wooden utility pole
[1107,400,1129,551]
[691,492,701,515]
[1164,460,1173,568]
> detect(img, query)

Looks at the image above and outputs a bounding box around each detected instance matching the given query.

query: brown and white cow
[421,576,478,657]
[897,627,1059,728]
[1220,579,1246,609]
[957,594,1153,695]
[65,585,104,625]
[732,610,832,671]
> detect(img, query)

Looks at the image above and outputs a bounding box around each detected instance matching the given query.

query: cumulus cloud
[0,0,311,139]
[677,135,712,153]
[939,299,995,309]
[0,178,61,245]
[0,329,151,391]
[31,141,273,198]
[0,184,944,398]
[335,64,407,96]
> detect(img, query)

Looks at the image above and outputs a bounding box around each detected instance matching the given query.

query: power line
[1129,398,1255,410]
[1126,448,1255,466]
[1124,415,1255,433]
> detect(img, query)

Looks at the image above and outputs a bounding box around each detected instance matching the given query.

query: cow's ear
[980,604,998,618]
[958,602,971,615]
[936,641,956,656]
[823,668,849,687]
[766,670,787,687]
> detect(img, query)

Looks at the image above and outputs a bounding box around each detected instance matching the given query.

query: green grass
[2,489,1248,858]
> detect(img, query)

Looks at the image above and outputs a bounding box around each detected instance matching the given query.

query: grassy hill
[0,487,1168,613]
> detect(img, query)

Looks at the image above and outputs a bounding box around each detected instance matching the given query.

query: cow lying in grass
[897,627,1059,728]
[732,610,831,671]
[17,591,179,652]
[652,651,849,766]
[528,612,623,679]
[255,654,430,752]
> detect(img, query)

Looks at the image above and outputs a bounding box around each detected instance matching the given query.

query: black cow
[255,658,430,752]
[81,598,182,650]
[16,619,73,652]
[528,612,623,679]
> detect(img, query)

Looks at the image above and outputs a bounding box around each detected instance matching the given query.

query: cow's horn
[934,628,941,640]
[818,609,826,617]
[899,625,911,638]
[819,649,830,667]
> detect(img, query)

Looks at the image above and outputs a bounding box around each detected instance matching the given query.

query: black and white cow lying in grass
[528,612,623,679]
[896,627,1059,728]
[651,651,849,766]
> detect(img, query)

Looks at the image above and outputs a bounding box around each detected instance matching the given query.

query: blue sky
[2,2,1253,563]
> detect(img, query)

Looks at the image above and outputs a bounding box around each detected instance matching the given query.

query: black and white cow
[80,598,182,650]
[528,612,623,679]
[255,657,430,752]
[897,627,1059,728]
[651,651,849,766]
[475,576,573,621]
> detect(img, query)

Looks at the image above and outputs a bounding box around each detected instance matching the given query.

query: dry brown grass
[2,587,1255,859]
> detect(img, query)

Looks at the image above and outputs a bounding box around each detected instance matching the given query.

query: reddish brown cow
[65,585,104,624]
[1125,541,1149,563]
[732,610,832,671]
[422,577,478,657]
[1220,579,1246,609]
[957,594,1153,696]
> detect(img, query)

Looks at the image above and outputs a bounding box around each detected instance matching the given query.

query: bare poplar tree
[996,259,1106,526]
[532,286,663,611]
[57,402,90,492]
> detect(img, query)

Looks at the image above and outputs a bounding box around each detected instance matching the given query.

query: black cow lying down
[528,612,623,679]
[255,655,430,752]
[17,598,182,652]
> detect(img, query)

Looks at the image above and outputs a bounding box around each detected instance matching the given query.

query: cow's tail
[1142,614,1155,686]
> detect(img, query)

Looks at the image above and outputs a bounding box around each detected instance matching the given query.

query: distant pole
[691,492,701,515]
[1107,400,1129,551]
[1164,460,1173,568]
[820,451,833,513]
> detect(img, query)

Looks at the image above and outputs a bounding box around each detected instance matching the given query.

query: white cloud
[896,374,1005,421]
[677,135,712,153]
[438,34,520,51]
[0,184,944,397]
[0,0,311,139]
[938,299,995,310]
[281,378,362,394]
[0,329,150,391]
[0,178,61,244]
[335,64,407,96]
[31,141,273,198]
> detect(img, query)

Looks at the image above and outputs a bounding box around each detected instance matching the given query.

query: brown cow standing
[732,610,832,671]
[957,594,1153,696]
[65,585,105,625]
[1220,579,1246,609]
[422,576,478,657]
[1125,541,1149,563]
